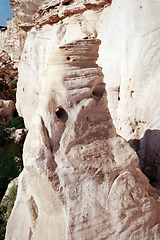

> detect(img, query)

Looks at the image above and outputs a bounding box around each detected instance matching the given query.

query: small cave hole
[85,115,89,121]
[140,6,142,9]
[118,96,120,101]
[63,1,70,6]
[67,56,71,60]
[130,91,134,97]
[13,108,18,118]
[147,174,157,184]
[92,84,105,99]
[132,129,135,133]
[55,107,68,123]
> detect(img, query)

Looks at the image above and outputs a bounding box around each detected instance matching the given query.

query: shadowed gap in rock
[129,129,160,188]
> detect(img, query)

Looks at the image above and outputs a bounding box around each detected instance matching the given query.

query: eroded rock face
[4,0,160,239]
[12,0,160,182]
[9,0,111,28]
[6,38,160,240]
[98,0,160,181]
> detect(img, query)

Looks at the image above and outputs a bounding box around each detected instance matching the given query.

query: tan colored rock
[6,38,160,240]
[0,50,11,63]
[5,127,27,143]
[10,70,18,79]
[9,0,111,28]
[0,99,14,121]
[15,128,28,143]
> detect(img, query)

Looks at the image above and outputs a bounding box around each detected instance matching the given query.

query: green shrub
[7,116,25,129]
[0,81,9,91]
[13,79,18,89]
[0,116,24,200]
[9,67,18,71]
[0,124,5,147]
[0,184,18,240]
[5,184,18,217]
[0,205,7,240]
[0,116,24,239]
[0,141,23,201]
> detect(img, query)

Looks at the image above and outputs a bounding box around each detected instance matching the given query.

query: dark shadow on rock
[129,129,160,184]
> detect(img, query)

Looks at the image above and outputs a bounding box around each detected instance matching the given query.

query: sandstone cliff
[5,0,160,239]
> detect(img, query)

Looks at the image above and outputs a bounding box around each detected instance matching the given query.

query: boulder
[0,99,14,121]
[15,128,28,143]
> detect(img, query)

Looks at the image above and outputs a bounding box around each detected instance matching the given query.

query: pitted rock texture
[12,0,160,182]
[6,39,160,240]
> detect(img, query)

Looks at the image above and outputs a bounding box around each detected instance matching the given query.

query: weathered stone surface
[0,99,14,121]
[15,128,28,143]
[6,37,160,239]
[4,0,160,239]
[12,0,160,182]
[9,0,111,28]
[5,127,27,143]
[0,17,27,61]
[98,0,160,181]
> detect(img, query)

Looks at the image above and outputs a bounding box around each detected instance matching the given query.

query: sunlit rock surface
[98,0,160,182]
[5,0,160,239]
[6,38,160,239]
[0,17,26,61]
[9,0,111,28]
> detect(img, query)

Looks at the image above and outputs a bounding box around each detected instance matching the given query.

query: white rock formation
[0,17,27,61]
[98,0,160,181]
[5,0,160,239]
[13,0,160,181]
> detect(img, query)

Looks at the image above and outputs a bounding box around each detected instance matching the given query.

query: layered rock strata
[6,38,160,239]
[9,0,111,29]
